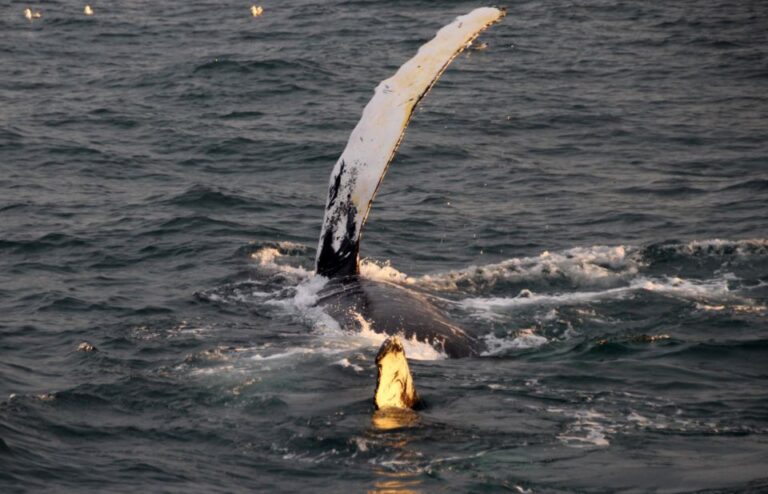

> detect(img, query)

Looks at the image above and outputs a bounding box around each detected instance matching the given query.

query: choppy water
[2,1,767,492]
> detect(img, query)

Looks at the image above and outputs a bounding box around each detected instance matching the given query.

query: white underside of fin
[316,7,505,275]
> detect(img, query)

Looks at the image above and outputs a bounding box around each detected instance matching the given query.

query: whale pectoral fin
[316,175,360,278]
[315,8,506,278]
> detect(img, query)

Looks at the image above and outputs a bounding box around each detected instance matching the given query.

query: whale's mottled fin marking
[315,7,506,278]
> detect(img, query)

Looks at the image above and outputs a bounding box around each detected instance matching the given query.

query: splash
[197,238,767,370]
[255,273,447,361]
[359,259,415,285]
[350,312,446,361]
[250,245,313,278]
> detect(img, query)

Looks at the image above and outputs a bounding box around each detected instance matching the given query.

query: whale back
[315,7,506,278]
[317,277,480,358]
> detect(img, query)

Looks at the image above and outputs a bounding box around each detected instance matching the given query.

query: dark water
[2,0,768,492]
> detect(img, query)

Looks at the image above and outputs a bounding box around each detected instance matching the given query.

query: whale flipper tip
[374,336,420,410]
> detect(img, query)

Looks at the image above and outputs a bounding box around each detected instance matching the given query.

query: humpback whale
[312,7,506,409]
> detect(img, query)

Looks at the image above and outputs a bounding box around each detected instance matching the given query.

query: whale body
[311,7,506,407]
[317,276,480,358]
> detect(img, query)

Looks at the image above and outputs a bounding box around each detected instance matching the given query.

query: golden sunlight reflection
[371,408,420,431]
[369,471,422,494]
[368,409,424,493]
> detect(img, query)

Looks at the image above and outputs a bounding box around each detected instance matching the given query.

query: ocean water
[1,0,767,492]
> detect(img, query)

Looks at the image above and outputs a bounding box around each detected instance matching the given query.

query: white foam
[203,238,766,375]
[250,246,313,278]
[292,275,329,309]
[695,303,727,312]
[462,286,633,312]
[266,274,446,361]
[264,275,334,325]
[189,365,236,376]
[638,276,730,300]
[480,329,549,355]
[341,311,447,361]
[733,304,766,314]
[276,240,308,251]
[183,340,363,381]
[670,238,768,257]
[558,428,610,448]
[197,279,284,305]
[130,321,211,341]
[251,247,281,265]
[359,240,768,294]
[550,408,613,447]
[359,259,414,285]
[249,347,317,361]
[695,302,766,314]
[367,245,642,292]
[335,358,365,373]
[461,275,748,317]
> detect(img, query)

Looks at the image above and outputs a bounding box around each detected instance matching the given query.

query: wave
[461,285,631,311]
[359,239,768,294]
[0,232,91,254]
[549,408,613,447]
[460,275,761,316]
[224,239,768,297]
[645,238,768,259]
[480,329,550,355]
[720,179,768,192]
[196,238,767,365]
[360,244,642,292]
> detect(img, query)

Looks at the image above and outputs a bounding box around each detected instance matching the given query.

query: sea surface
[1,1,767,492]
